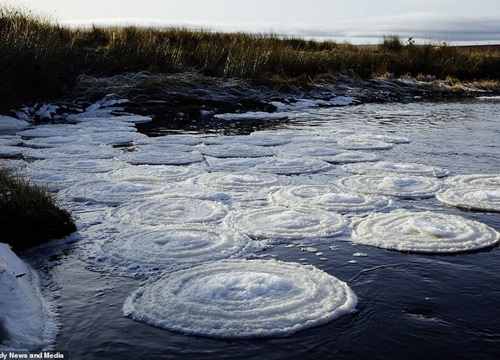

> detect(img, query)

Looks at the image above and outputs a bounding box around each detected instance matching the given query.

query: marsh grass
[1,8,500,107]
[0,168,76,251]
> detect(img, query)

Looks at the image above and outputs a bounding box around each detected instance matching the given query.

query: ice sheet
[342,161,449,177]
[269,185,392,214]
[123,259,357,339]
[352,211,499,253]
[338,175,443,199]
[224,206,348,242]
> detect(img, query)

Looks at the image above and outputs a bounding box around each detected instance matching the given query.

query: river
[12,98,500,359]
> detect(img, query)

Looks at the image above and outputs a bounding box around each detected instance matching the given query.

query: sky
[3,0,500,44]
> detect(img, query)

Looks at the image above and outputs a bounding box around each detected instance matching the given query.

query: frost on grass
[351,211,499,253]
[123,259,357,339]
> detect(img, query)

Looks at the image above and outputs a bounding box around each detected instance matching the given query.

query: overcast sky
[3,0,500,44]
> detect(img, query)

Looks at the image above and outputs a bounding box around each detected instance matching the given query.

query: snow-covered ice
[123,259,357,339]
[0,244,57,351]
[0,116,30,130]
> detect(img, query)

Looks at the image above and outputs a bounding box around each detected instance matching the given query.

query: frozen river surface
[3,99,500,359]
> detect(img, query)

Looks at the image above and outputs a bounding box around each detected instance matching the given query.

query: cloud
[61,12,500,43]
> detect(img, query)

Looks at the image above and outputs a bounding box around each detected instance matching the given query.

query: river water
[14,99,500,359]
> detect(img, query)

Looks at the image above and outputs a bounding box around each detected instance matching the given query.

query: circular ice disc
[123,259,357,339]
[342,161,449,178]
[123,150,204,166]
[344,133,411,144]
[87,225,253,276]
[103,164,202,183]
[28,158,120,173]
[111,196,229,226]
[198,144,275,158]
[436,187,500,212]
[224,206,348,241]
[191,172,293,193]
[338,175,442,199]
[254,157,332,175]
[59,179,164,206]
[444,174,500,188]
[337,138,393,150]
[323,152,381,164]
[269,185,392,214]
[352,211,499,253]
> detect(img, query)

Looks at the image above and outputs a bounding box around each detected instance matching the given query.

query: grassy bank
[0,168,76,251]
[1,8,500,108]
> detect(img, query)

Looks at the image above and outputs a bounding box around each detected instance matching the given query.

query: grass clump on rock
[0,168,76,251]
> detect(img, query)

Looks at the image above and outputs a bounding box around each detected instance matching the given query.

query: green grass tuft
[0,168,76,251]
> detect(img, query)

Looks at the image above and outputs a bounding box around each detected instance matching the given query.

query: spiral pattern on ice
[123,259,357,339]
[269,185,392,214]
[89,226,252,276]
[111,196,229,226]
[122,150,204,165]
[443,174,500,188]
[224,206,348,241]
[352,211,499,253]
[190,172,293,194]
[437,174,500,212]
[436,188,500,212]
[321,151,381,164]
[198,144,275,158]
[59,179,164,206]
[338,175,442,198]
[253,157,332,175]
[341,161,448,178]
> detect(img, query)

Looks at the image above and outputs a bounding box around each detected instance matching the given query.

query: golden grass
[1,7,499,107]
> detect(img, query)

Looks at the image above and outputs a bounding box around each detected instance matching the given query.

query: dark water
[36,100,500,360]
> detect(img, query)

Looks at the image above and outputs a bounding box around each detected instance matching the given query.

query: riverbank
[1,7,500,112]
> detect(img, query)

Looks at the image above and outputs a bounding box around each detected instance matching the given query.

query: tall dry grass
[1,8,499,107]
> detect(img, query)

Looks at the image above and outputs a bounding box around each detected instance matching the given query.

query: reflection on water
[22,100,500,359]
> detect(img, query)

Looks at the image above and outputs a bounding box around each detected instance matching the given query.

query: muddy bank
[6,72,500,132]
